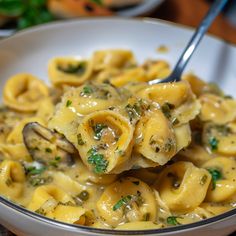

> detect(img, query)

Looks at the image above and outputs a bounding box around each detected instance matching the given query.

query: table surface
[150,0,236,45]
[0,0,236,235]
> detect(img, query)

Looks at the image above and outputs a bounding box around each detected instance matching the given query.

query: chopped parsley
[164,138,175,152]
[77,133,85,145]
[80,85,93,96]
[92,123,108,141]
[66,100,72,107]
[35,207,46,216]
[112,191,144,211]
[167,216,182,226]
[87,148,108,174]
[26,166,46,176]
[57,62,86,75]
[200,174,208,185]
[49,156,61,168]
[207,168,222,190]
[125,103,141,121]
[208,137,219,151]
[113,195,132,211]
[45,147,52,153]
[29,176,53,187]
[161,103,175,119]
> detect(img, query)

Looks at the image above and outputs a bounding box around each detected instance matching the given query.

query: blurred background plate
[0,0,165,38]
[116,0,164,16]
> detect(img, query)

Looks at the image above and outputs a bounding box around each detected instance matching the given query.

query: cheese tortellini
[3,73,49,112]
[153,162,211,213]
[0,49,235,231]
[97,177,157,227]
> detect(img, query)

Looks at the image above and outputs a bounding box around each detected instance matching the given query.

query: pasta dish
[0,49,235,230]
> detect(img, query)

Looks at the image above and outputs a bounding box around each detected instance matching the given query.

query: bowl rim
[0,17,236,234]
[0,17,235,47]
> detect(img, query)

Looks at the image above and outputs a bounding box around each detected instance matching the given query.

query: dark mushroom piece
[23,122,77,167]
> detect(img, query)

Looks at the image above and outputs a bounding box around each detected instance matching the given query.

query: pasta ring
[3,73,49,112]
[153,161,211,213]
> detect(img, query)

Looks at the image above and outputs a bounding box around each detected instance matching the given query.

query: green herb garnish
[200,174,208,185]
[26,166,46,176]
[29,176,53,187]
[113,195,132,211]
[161,103,175,119]
[207,168,222,190]
[167,216,182,226]
[125,103,141,120]
[77,133,85,145]
[80,85,93,96]
[87,148,108,174]
[35,207,46,216]
[45,147,52,153]
[58,62,86,75]
[92,123,108,141]
[66,100,72,107]
[49,156,61,168]
[208,137,219,151]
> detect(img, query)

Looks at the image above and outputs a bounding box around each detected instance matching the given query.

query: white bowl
[0,18,235,236]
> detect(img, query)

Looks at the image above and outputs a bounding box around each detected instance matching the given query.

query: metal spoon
[149,0,229,85]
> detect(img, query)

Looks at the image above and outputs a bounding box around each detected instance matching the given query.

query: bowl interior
[0,18,236,235]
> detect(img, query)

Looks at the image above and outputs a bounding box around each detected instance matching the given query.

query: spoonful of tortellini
[149,0,228,85]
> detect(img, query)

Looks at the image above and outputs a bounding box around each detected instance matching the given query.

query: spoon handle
[149,0,228,84]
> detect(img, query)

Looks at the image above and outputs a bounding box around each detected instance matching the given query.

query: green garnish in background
[0,0,54,29]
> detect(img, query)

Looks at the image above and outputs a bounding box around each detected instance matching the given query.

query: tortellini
[202,122,236,155]
[154,162,211,212]
[0,160,25,199]
[28,185,74,212]
[199,94,236,124]
[7,117,45,144]
[202,157,236,202]
[77,110,134,174]
[48,57,93,87]
[0,143,31,162]
[97,177,157,227]
[92,49,136,71]
[3,73,49,112]
[134,108,176,165]
[28,185,88,224]
[137,80,201,125]
[109,67,148,87]
[48,83,122,145]
[142,60,170,81]
[0,49,236,230]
